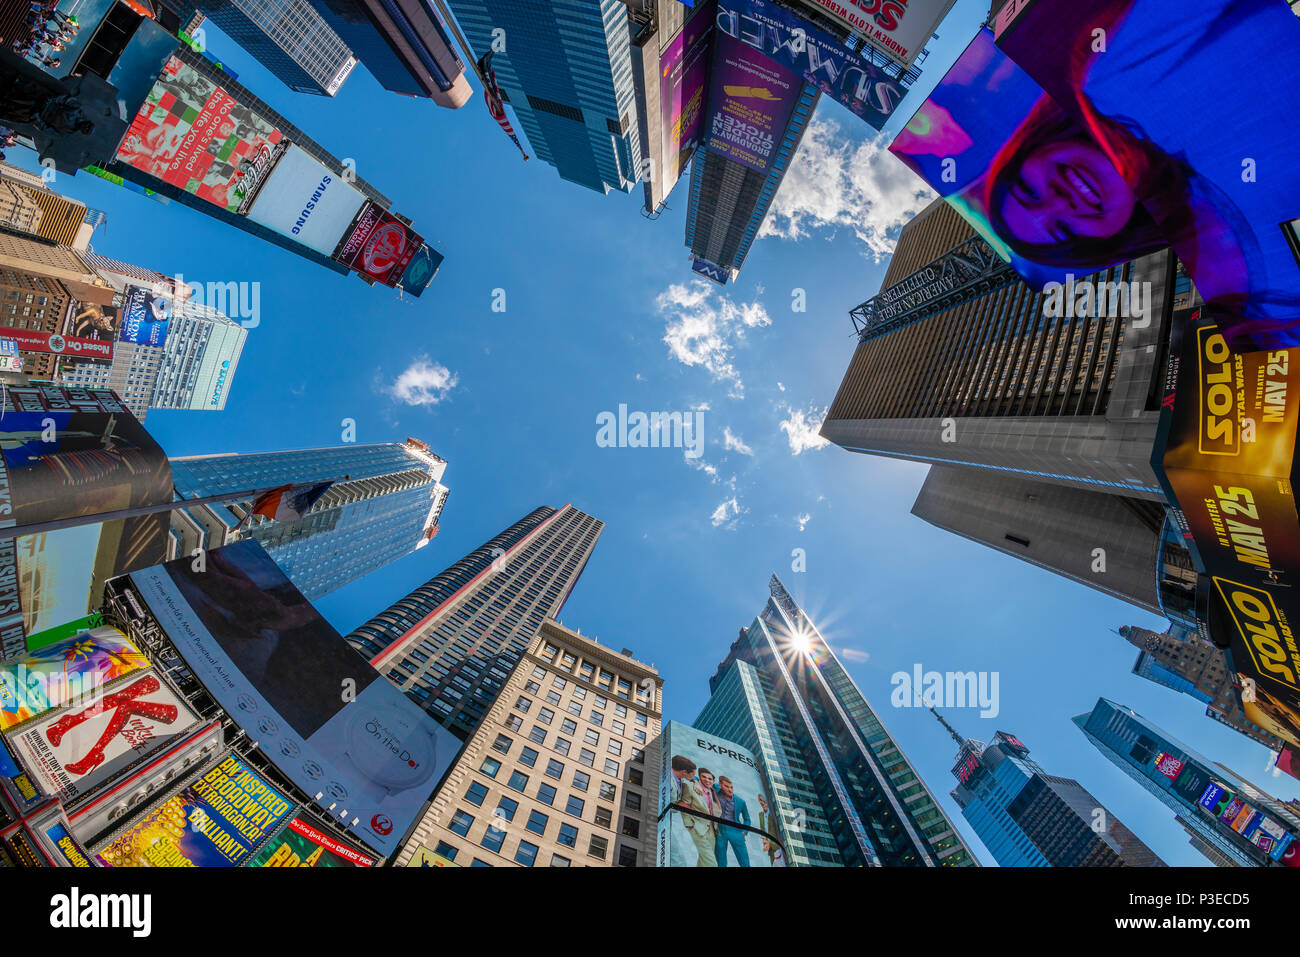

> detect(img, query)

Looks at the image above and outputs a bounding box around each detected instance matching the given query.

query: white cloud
[657,282,771,397]
[388,356,458,406]
[760,115,935,261]
[780,404,831,454]
[777,381,786,392]
[723,427,753,456]
[710,496,745,529]
[691,401,711,411]
[796,512,811,532]
[839,648,870,663]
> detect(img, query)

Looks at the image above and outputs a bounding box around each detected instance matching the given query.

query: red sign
[1154,752,1185,781]
[333,202,420,287]
[4,328,113,363]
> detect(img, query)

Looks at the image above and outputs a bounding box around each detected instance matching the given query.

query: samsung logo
[291,176,333,235]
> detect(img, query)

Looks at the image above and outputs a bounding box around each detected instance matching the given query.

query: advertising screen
[118,285,171,348]
[69,301,120,345]
[703,22,802,176]
[659,0,714,199]
[1151,309,1300,748]
[1,328,114,365]
[657,720,785,867]
[97,755,292,867]
[797,0,956,68]
[0,388,173,659]
[720,0,905,130]
[127,540,463,856]
[332,202,423,289]
[396,244,443,298]
[7,669,197,803]
[0,734,45,817]
[406,845,458,867]
[996,0,1300,351]
[692,259,729,285]
[247,814,375,867]
[115,56,285,215]
[244,145,365,257]
[0,626,149,732]
[1152,752,1184,782]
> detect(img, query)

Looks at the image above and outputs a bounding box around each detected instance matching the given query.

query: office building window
[480,827,506,853]
[519,746,539,768]
[565,795,585,818]
[465,781,488,806]
[496,797,519,822]
[553,737,571,757]
[492,734,512,754]
[617,845,638,867]
[624,791,641,811]
[622,817,640,839]
[479,757,502,778]
[545,759,565,780]
[515,840,539,867]
[557,822,579,848]
[525,810,549,836]
[588,836,609,860]
[508,770,529,792]
[449,810,474,837]
[551,853,572,867]
[434,842,458,861]
[538,783,557,806]
[572,771,590,792]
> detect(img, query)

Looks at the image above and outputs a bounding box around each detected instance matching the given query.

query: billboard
[1152,752,1184,782]
[115,55,285,215]
[406,845,458,867]
[703,21,802,175]
[0,626,149,733]
[244,145,365,257]
[0,388,174,658]
[2,328,113,365]
[796,0,955,68]
[69,301,121,345]
[659,0,714,200]
[126,540,463,856]
[692,259,730,285]
[97,755,292,867]
[7,670,197,803]
[118,285,171,348]
[657,721,785,867]
[247,814,375,867]
[396,244,443,298]
[720,0,905,130]
[0,734,45,817]
[1151,309,1300,748]
[332,202,423,289]
[0,339,21,374]
[996,0,1300,352]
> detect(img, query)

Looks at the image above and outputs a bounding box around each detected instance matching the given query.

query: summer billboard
[126,540,463,856]
[996,0,1300,352]
[1151,308,1300,747]
[0,388,174,659]
[97,755,292,867]
[115,55,285,215]
[703,20,802,176]
[657,721,785,867]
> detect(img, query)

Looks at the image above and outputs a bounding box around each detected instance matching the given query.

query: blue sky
[17,0,1300,866]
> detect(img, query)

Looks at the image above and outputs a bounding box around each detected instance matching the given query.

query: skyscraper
[308,0,471,106]
[694,575,977,866]
[348,504,603,739]
[1121,624,1284,750]
[158,1,359,96]
[1076,698,1300,866]
[396,618,661,867]
[0,161,91,247]
[167,438,449,601]
[443,0,643,193]
[937,713,1165,866]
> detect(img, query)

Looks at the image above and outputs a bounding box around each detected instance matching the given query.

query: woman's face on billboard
[999,139,1138,247]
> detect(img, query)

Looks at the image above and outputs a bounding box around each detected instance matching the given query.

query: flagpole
[0,478,349,543]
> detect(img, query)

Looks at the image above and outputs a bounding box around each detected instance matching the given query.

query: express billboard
[720,0,905,130]
[247,814,375,867]
[332,202,423,289]
[996,0,1300,352]
[7,669,197,803]
[118,285,171,348]
[703,21,802,176]
[97,755,292,866]
[244,145,365,257]
[796,0,956,68]
[126,539,463,856]
[115,55,285,215]
[657,720,785,867]
[0,388,174,658]
[1151,308,1300,748]
[0,626,149,733]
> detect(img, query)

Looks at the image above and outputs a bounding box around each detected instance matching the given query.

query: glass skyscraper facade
[168,439,449,601]
[444,0,642,193]
[1076,698,1300,866]
[349,504,603,739]
[942,719,1165,867]
[694,575,976,867]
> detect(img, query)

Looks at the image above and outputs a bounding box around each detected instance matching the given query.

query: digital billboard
[996,0,1300,352]
[657,720,785,867]
[1151,308,1300,748]
[659,0,714,200]
[720,0,905,130]
[0,388,174,659]
[0,626,149,732]
[396,244,443,298]
[127,540,463,856]
[1152,752,1184,782]
[118,285,171,348]
[1,328,114,365]
[332,202,424,289]
[97,755,292,867]
[244,145,366,257]
[796,0,956,68]
[703,21,802,176]
[115,55,285,215]
[7,670,197,803]
[0,734,45,817]
[247,814,375,867]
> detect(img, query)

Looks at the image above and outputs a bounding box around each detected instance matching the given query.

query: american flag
[478,51,529,161]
